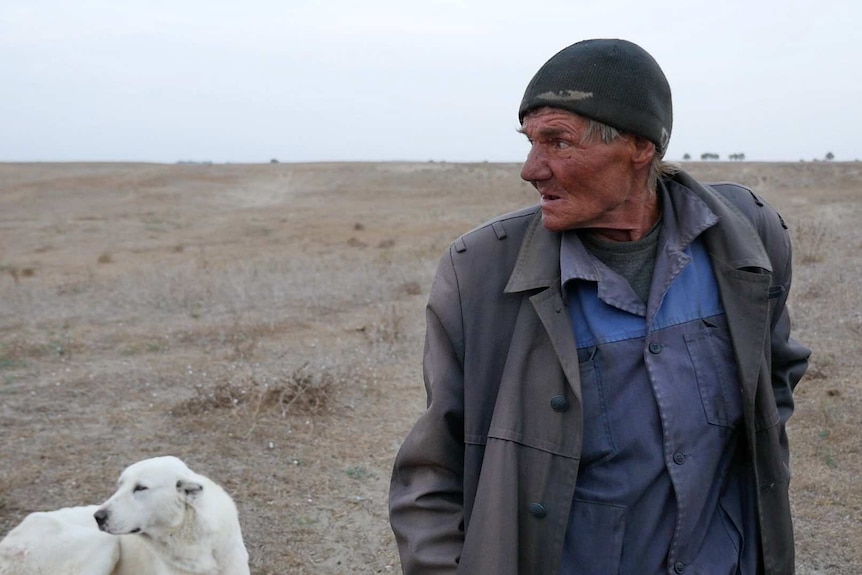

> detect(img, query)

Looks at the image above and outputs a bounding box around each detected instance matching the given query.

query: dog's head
[93,456,204,536]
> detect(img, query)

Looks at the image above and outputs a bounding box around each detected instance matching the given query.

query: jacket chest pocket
[577,348,618,469]
[684,317,744,429]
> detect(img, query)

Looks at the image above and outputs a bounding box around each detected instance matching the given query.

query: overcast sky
[2,0,859,164]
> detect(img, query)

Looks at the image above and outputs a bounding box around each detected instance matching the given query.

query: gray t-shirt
[579,219,662,303]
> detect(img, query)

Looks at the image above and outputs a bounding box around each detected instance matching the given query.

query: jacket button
[528,503,546,518]
[674,561,686,573]
[550,395,569,412]
[648,342,663,354]
[673,452,686,465]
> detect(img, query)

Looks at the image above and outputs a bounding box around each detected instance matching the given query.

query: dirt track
[0,161,859,573]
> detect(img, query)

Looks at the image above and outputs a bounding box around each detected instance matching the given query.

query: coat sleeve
[748,190,810,483]
[714,183,811,427]
[757,199,810,428]
[389,247,466,574]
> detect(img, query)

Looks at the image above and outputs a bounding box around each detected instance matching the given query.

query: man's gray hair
[581,119,679,191]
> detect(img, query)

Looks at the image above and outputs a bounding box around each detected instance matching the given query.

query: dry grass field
[0,161,859,573]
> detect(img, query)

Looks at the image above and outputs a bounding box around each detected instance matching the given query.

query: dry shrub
[793,218,831,264]
[361,304,406,345]
[254,363,337,417]
[170,363,337,418]
[0,335,81,365]
[2,266,36,283]
[173,380,250,415]
[0,342,29,369]
[400,281,422,296]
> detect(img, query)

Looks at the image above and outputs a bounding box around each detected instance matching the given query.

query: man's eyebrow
[516,126,572,139]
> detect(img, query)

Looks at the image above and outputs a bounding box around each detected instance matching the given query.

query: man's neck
[588,192,661,242]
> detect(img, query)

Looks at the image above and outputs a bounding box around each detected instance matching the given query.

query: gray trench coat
[389,172,810,575]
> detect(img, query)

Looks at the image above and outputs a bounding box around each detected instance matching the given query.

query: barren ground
[0,161,859,573]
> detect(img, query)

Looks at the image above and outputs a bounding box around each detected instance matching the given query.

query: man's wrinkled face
[519,108,644,234]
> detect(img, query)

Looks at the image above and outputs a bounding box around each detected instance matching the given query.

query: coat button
[648,342,663,354]
[674,561,686,573]
[673,452,686,465]
[550,395,569,412]
[528,503,546,518]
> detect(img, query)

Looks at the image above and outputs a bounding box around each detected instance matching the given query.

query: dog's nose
[94,508,108,529]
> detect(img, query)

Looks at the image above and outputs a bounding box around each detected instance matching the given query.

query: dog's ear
[176,479,204,500]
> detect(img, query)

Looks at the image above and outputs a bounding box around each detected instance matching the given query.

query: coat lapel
[504,211,583,405]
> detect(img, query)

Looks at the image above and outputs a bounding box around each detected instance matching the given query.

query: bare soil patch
[1,161,859,573]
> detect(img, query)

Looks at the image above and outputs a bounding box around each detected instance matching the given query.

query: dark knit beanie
[519,39,673,155]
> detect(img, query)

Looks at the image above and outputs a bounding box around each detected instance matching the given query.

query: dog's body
[0,505,118,575]
[0,456,249,575]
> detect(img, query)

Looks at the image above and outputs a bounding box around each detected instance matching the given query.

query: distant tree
[683,153,691,160]
[728,153,746,161]
[700,152,720,161]
[270,158,279,164]
[825,152,835,161]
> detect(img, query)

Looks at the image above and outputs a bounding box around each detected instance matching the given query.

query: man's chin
[540,213,569,233]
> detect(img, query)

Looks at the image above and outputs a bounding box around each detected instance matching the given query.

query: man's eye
[133,485,148,493]
[554,140,571,150]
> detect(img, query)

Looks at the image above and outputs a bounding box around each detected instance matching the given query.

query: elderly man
[389,39,810,575]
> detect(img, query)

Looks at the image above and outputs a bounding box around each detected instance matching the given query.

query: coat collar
[503,209,560,294]
[672,171,772,273]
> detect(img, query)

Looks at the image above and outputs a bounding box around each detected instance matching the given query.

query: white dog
[0,456,250,575]
[0,505,118,575]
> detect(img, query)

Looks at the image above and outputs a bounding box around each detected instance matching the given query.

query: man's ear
[176,479,204,500]
[630,135,656,167]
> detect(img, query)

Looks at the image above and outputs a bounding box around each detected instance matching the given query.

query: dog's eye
[133,484,148,493]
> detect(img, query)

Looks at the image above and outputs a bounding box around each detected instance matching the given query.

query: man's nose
[520,146,550,183]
